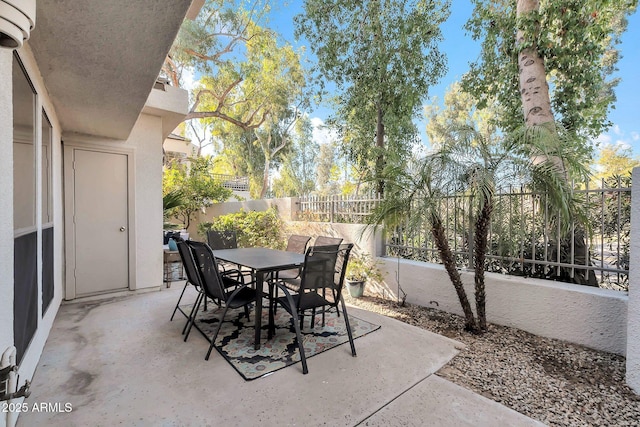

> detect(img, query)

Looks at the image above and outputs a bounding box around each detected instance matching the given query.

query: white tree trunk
[260,157,270,199]
[516,0,554,129]
[516,0,566,177]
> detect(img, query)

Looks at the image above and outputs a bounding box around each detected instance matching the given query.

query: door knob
[120,226,126,232]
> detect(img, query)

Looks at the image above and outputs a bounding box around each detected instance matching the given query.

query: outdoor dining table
[212,247,305,350]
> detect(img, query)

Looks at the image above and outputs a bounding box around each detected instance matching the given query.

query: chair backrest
[177,241,203,290]
[333,243,354,299]
[207,230,237,250]
[186,241,227,302]
[299,245,340,295]
[286,235,311,254]
[314,235,343,248]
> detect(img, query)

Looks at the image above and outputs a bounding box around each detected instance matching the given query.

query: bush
[198,208,285,249]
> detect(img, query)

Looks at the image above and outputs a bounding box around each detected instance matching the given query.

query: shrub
[198,208,285,249]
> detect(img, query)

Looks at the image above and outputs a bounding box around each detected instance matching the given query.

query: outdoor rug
[182,303,381,380]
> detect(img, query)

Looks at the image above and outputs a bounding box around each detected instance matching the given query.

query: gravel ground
[344,294,640,426]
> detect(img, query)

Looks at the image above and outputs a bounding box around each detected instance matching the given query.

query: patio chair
[270,236,342,315]
[183,240,262,361]
[271,243,356,374]
[174,241,244,330]
[277,236,342,293]
[286,234,312,253]
[171,241,206,335]
[273,234,311,282]
[207,229,254,283]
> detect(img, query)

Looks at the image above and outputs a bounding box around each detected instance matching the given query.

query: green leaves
[463,0,637,141]
[163,156,233,229]
[198,208,284,249]
[297,0,451,185]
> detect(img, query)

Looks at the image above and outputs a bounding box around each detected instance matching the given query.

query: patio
[19,284,542,426]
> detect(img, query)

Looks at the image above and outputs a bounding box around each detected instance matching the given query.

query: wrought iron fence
[298,177,632,291]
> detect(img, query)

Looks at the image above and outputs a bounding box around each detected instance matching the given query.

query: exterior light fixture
[0,0,36,49]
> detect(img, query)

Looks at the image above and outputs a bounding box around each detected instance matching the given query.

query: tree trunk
[516,0,554,129]
[473,196,493,332]
[431,213,478,332]
[376,106,385,195]
[260,156,270,199]
[516,0,594,286]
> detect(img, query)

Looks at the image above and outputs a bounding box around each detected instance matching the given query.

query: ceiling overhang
[28,0,193,140]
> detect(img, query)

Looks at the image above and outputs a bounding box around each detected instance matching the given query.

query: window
[42,110,54,314]
[13,53,38,364]
[42,111,53,224]
[13,55,36,232]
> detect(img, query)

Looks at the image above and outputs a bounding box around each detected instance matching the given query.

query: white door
[71,148,130,296]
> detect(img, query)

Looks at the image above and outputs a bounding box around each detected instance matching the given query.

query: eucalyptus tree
[272,114,319,197]
[316,142,342,195]
[295,0,450,194]
[163,0,306,196]
[463,0,637,144]
[462,0,636,286]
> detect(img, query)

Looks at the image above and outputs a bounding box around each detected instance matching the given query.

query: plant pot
[346,280,365,298]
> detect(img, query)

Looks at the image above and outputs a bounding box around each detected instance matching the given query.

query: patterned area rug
[183,303,380,380]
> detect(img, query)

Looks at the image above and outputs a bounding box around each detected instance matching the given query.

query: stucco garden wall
[198,200,385,256]
[378,258,628,356]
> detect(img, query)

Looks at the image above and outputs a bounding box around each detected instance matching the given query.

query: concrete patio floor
[19,284,544,426]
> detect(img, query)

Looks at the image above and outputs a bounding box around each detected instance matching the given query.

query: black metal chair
[278,235,342,293]
[286,234,311,253]
[170,241,206,335]
[271,243,356,374]
[273,234,311,283]
[207,229,254,283]
[183,240,262,361]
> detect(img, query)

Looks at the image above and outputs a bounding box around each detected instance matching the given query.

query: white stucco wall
[191,198,302,237]
[202,197,300,221]
[285,221,386,257]
[379,258,628,355]
[131,114,164,290]
[0,50,15,384]
[627,167,640,392]
[163,136,196,157]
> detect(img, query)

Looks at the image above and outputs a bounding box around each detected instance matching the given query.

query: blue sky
[269,1,640,157]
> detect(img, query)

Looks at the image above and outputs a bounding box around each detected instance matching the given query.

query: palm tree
[163,189,184,229]
[369,153,480,332]
[370,122,588,333]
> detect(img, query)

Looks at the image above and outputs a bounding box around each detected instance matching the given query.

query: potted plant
[345,253,381,298]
